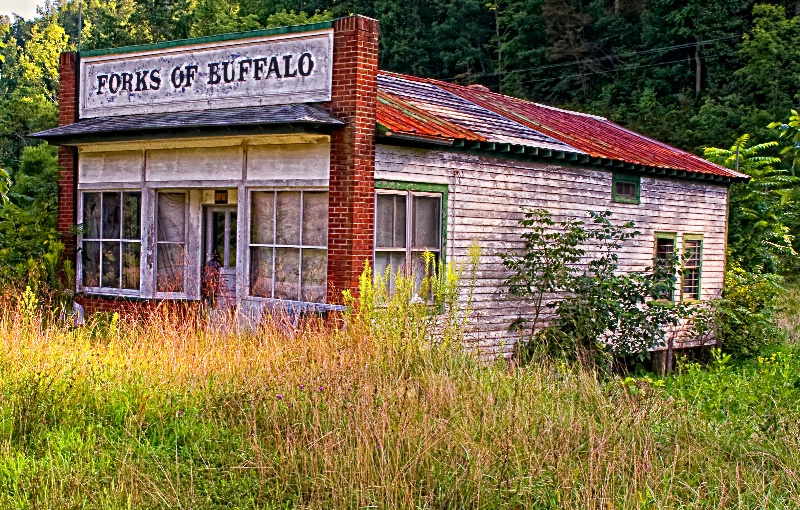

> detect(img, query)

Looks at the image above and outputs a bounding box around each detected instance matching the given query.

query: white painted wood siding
[376,145,729,357]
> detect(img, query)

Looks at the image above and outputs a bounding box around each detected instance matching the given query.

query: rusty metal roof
[377,72,746,180]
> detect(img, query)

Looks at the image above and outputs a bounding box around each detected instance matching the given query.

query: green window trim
[374,180,448,256]
[681,234,703,302]
[653,232,678,301]
[612,173,641,204]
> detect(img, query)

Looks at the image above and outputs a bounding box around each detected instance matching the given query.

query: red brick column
[57,52,79,269]
[325,16,380,303]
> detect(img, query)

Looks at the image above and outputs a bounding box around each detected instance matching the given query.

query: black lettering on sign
[150,69,162,90]
[283,55,297,77]
[221,62,236,83]
[121,72,133,92]
[266,56,281,79]
[253,57,267,80]
[238,59,252,82]
[109,73,122,94]
[207,62,221,85]
[96,74,109,95]
[135,70,150,91]
[185,65,199,87]
[171,66,185,88]
[298,53,314,77]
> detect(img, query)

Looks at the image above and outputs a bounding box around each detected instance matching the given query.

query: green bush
[714,264,784,359]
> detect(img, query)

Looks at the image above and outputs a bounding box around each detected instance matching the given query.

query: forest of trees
[1,0,800,287]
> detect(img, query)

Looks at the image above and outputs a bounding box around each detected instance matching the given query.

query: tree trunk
[695,40,702,94]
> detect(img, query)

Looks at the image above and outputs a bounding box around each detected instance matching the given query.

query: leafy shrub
[713,264,784,359]
[504,210,684,366]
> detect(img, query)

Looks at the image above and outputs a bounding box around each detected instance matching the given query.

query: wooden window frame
[374,180,448,287]
[681,234,703,302]
[246,188,329,303]
[78,190,143,297]
[154,191,189,299]
[653,232,677,301]
[612,173,641,204]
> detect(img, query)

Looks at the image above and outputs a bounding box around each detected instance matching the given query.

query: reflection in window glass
[81,191,141,291]
[249,191,329,302]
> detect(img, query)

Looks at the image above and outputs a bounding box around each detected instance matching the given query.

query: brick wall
[325,15,380,303]
[57,52,79,269]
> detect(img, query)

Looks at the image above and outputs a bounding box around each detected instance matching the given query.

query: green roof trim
[80,20,334,58]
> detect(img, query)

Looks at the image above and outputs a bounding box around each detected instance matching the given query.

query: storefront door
[205,206,237,308]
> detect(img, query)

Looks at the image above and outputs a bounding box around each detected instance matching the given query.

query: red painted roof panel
[376,72,745,180]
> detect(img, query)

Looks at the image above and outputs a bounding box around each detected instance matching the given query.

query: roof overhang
[29,104,344,146]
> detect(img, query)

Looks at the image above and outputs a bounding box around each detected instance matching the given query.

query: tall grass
[0,273,798,508]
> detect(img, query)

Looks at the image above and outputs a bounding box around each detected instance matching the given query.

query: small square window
[612,174,640,204]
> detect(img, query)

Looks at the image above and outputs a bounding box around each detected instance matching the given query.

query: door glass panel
[251,192,274,245]
[276,191,301,245]
[228,212,237,267]
[102,192,121,239]
[250,247,273,298]
[274,247,300,300]
[302,192,328,247]
[83,193,101,239]
[82,241,100,287]
[211,211,225,261]
[101,241,121,288]
[301,249,327,302]
[412,196,440,249]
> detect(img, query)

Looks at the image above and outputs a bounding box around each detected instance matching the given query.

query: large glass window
[374,190,442,289]
[249,190,328,302]
[682,235,703,301]
[82,191,141,291]
[156,192,188,293]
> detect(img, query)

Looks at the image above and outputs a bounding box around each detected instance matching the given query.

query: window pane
[229,212,237,267]
[101,241,121,288]
[102,192,121,240]
[411,251,437,292]
[683,269,700,299]
[82,241,100,287]
[302,192,328,247]
[685,240,701,266]
[412,196,440,249]
[374,251,405,292]
[250,192,274,245]
[157,243,186,293]
[83,193,101,239]
[376,194,395,248]
[301,249,327,302]
[122,242,141,290]
[250,247,273,298]
[157,193,186,243]
[274,247,300,300]
[122,192,141,240]
[655,238,675,260]
[211,211,225,261]
[276,191,301,245]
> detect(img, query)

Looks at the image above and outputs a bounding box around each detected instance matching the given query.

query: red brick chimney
[57,51,79,269]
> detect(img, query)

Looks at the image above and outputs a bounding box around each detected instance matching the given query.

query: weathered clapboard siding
[376,144,729,356]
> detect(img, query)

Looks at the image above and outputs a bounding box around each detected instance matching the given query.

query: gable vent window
[612,173,640,204]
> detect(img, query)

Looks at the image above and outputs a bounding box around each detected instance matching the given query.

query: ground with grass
[0,292,798,509]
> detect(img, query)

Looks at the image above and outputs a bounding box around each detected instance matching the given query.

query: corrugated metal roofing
[30,104,344,143]
[378,73,579,153]
[377,72,745,180]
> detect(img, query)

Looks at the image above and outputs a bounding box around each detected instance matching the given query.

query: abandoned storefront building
[31,15,747,355]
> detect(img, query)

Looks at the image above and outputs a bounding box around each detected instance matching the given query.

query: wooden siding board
[376,144,729,355]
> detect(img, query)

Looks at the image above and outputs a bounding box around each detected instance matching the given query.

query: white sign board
[79,30,333,119]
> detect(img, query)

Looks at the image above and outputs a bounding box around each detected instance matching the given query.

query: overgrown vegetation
[0,266,798,508]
